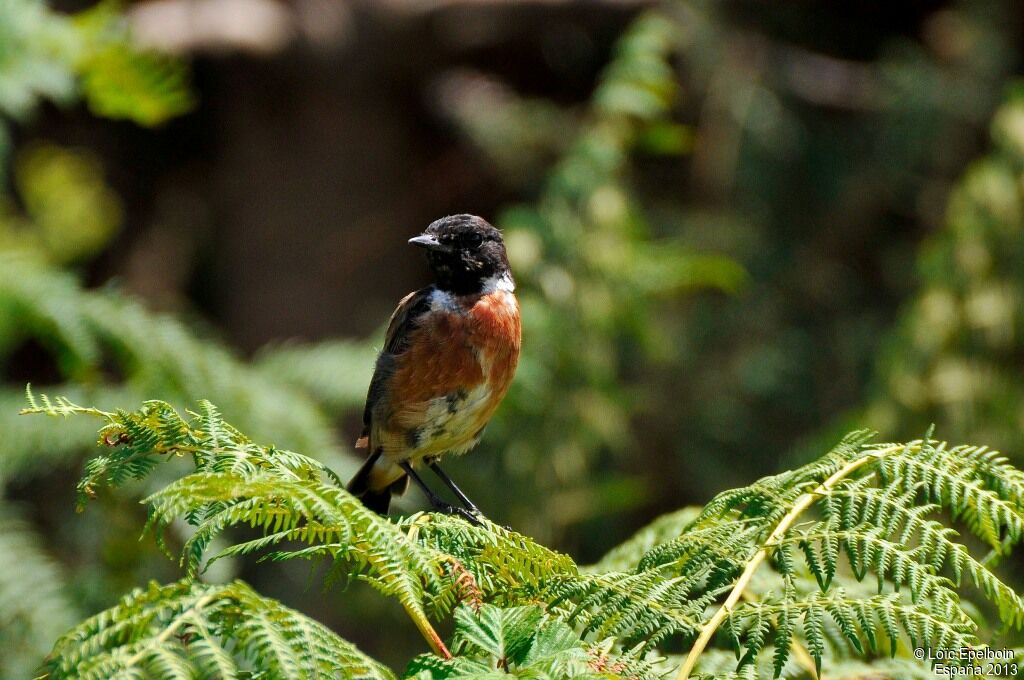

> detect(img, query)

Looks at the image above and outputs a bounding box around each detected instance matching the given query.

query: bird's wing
[357,286,434,447]
[382,287,434,354]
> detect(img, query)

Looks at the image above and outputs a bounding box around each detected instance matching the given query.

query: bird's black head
[409,214,512,295]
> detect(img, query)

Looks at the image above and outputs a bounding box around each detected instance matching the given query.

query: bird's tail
[346,448,408,515]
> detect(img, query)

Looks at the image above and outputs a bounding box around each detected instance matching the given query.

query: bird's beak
[408,233,446,251]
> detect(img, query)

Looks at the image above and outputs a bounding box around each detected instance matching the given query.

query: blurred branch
[127,0,648,55]
[431,69,576,186]
[772,41,881,111]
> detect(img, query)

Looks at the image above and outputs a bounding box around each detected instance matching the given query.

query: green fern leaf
[46,579,394,680]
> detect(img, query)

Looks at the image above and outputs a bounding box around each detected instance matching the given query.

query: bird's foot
[431,502,485,526]
[450,505,484,526]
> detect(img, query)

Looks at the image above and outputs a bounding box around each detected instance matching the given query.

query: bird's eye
[464,233,483,247]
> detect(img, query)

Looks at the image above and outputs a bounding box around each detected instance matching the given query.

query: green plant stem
[404,514,452,659]
[675,443,909,680]
[407,604,452,659]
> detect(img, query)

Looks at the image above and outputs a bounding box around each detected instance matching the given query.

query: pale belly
[374,381,499,466]
[408,383,495,459]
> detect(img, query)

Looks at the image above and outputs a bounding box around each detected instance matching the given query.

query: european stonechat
[346,214,521,523]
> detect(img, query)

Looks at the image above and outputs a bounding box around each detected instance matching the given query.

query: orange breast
[381,290,520,449]
[464,289,521,393]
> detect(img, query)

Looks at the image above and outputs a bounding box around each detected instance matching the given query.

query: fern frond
[1,256,350,481]
[22,396,460,655]
[408,603,658,679]
[46,579,394,680]
[147,472,442,611]
[256,339,378,412]
[0,386,113,482]
[667,434,1024,678]
[509,431,1024,679]
[27,394,1024,679]
[401,512,578,607]
[676,648,943,680]
[0,505,78,678]
[587,507,702,573]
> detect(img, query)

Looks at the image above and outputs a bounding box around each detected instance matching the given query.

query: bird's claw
[441,505,483,526]
[432,503,483,526]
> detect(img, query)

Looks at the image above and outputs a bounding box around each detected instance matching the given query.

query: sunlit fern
[45,579,394,680]
[21,393,1024,678]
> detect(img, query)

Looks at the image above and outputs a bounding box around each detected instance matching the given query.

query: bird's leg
[427,460,481,516]
[399,461,481,526]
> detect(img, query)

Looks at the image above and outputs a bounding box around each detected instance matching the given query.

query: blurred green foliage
[0,0,78,124]
[866,86,1024,451]
[649,0,1021,499]
[483,13,747,541]
[0,507,76,679]
[0,2,280,673]
[0,143,122,263]
[72,2,194,126]
[433,0,1024,557]
[0,0,193,151]
[0,256,359,473]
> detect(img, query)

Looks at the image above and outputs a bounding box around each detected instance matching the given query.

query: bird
[346,214,521,523]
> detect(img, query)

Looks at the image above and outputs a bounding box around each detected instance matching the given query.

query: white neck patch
[430,272,515,312]
[429,287,458,312]
[480,272,515,294]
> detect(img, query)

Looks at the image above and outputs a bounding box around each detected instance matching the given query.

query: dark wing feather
[360,286,434,436]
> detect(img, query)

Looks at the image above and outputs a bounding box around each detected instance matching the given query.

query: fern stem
[406,604,452,659]
[401,514,452,658]
[675,443,908,680]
